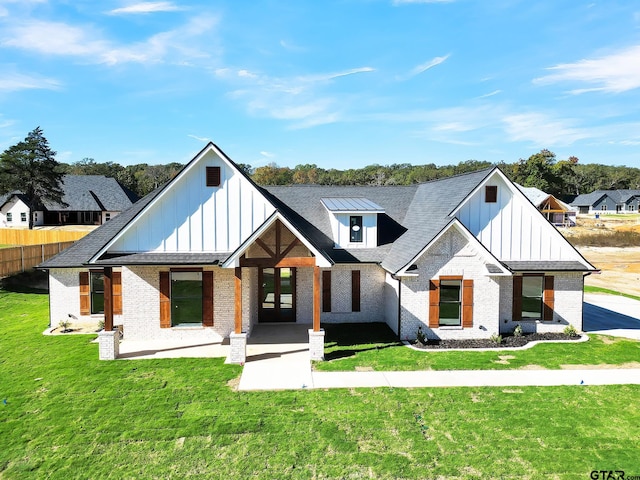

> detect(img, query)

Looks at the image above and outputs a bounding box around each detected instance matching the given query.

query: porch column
[309,265,324,361]
[228,267,247,364]
[103,267,113,332]
[313,266,320,332]
[234,267,242,334]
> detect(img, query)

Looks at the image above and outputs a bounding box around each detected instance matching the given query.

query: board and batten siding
[328,212,377,249]
[109,150,275,253]
[456,174,583,262]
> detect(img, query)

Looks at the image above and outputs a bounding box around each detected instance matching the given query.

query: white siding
[384,273,400,336]
[456,174,583,262]
[108,149,275,254]
[331,212,377,249]
[1,197,31,228]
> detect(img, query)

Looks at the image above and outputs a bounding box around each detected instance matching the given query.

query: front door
[259,267,296,322]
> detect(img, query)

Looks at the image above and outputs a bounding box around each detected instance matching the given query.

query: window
[629,205,636,212]
[105,213,111,221]
[21,212,27,222]
[90,272,105,315]
[439,280,462,326]
[350,216,363,243]
[601,205,607,211]
[485,185,497,203]
[322,271,331,312]
[206,166,221,187]
[521,275,543,320]
[351,270,361,312]
[171,271,203,326]
[6,212,12,222]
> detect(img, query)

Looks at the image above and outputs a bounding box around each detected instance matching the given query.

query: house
[39,143,596,363]
[0,175,139,228]
[516,185,577,227]
[571,190,640,215]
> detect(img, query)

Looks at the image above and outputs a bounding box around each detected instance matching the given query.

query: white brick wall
[49,268,123,328]
[500,273,584,334]
[319,264,386,323]
[400,228,501,340]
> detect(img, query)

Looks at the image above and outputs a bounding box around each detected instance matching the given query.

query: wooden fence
[0,242,76,277]
[0,228,88,246]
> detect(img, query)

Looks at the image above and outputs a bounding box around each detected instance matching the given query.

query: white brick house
[40,142,596,362]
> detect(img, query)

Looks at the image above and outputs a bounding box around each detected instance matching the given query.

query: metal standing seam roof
[320,197,385,212]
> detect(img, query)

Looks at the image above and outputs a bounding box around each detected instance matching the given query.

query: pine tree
[0,127,67,229]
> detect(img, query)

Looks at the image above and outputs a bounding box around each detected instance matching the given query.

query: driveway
[583,293,640,340]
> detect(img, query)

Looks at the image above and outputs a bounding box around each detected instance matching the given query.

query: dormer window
[350,216,363,242]
[321,197,384,249]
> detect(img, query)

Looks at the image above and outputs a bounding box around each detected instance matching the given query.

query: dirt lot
[566,214,640,297]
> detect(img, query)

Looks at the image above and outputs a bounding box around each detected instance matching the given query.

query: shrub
[97,320,105,331]
[416,326,427,345]
[58,319,71,333]
[563,325,579,337]
[513,324,523,337]
[490,333,503,345]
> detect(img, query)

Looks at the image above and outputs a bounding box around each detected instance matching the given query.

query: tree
[0,127,67,229]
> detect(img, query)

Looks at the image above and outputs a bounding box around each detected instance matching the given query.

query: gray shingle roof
[571,189,640,207]
[503,261,592,271]
[39,187,161,268]
[42,175,139,212]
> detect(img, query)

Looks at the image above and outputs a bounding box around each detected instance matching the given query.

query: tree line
[2,129,640,208]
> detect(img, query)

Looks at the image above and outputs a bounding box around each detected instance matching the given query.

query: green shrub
[513,324,523,337]
[563,325,578,337]
[490,333,502,345]
[58,319,71,333]
[416,326,427,345]
[97,319,105,331]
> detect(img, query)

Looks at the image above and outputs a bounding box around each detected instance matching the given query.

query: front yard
[1,288,639,479]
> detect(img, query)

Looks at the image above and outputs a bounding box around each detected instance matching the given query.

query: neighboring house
[571,190,640,215]
[516,185,577,227]
[40,143,596,363]
[0,175,139,227]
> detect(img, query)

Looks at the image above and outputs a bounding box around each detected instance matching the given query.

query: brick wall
[48,267,123,328]
[500,272,584,334]
[319,264,386,323]
[400,228,501,340]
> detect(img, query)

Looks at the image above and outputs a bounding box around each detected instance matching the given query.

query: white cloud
[0,15,219,66]
[502,113,591,146]
[260,151,275,158]
[399,55,450,80]
[188,134,210,142]
[534,45,640,94]
[108,2,183,15]
[217,66,374,128]
[477,89,501,99]
[0,71,61,92]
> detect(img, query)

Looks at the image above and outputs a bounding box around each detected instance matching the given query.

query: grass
[584,285,640,302]
[1,289,639,478]
[568,229,640,247]
[314,323,640,372]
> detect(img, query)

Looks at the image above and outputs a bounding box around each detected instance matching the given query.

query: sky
[1,1,640,170]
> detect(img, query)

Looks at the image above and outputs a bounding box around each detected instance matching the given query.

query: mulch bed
[414,332,582,350]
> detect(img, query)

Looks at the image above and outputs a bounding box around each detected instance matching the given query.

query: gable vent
[206,166,221,187]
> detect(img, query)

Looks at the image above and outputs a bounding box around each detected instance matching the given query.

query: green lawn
[584,285,640,302]
[1,289,639,478]
[315,323,640,373]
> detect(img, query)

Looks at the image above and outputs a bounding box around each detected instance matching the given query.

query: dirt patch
[355,366,375,372]
[578,246,640,297]
[560,362,640,370]
[47,324,102,335]
[518,365,547,370]
[414,333,581,350]
[226,375,241,391]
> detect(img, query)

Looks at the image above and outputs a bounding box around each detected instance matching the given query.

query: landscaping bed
[414,332,582,350]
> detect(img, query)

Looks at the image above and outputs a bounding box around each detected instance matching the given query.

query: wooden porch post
[234,267,242,334]
[313,266,320,332]
[103,267,114,331]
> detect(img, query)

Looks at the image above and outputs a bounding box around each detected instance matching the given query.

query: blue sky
[1,1,639,169]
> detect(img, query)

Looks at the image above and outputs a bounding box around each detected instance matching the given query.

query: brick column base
[228,332,247,364]
[98,330,120,361]
[309,329,325,361]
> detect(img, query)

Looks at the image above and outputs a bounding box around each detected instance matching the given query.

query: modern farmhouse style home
[40,143,596,362]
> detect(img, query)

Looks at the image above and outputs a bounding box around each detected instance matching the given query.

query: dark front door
[259,267,296,322]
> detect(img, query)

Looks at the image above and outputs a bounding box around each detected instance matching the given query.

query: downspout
[394,275,402,340]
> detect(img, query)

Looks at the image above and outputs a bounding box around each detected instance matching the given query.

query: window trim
[160,269,213,328]
[90,270,105,315]
[20,212,27,222]
[6,212,12,222]
[438,277,462,327]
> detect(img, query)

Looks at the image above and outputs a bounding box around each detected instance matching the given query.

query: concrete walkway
[583,293,640,340]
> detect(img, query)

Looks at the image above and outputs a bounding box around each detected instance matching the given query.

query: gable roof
[39,144,594,274]
[43,175,139,212]
[571,189,640,207]
[0,192,32,210]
